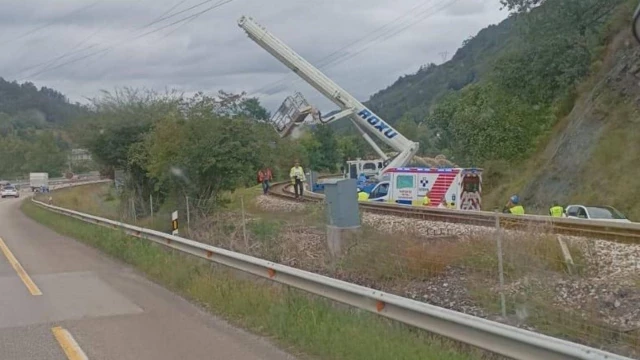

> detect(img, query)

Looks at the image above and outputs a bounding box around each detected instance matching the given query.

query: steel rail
[268,179,640,244]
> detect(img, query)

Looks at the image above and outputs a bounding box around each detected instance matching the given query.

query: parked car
[564,205,631,223]
[0,186,19,198]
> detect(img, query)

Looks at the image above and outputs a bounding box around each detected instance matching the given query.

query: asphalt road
[0,195,296,360]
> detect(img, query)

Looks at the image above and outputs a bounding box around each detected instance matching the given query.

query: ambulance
[366,167,483,211]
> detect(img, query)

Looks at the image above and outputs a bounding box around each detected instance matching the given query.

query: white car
[0,186,19,198]
[564,205,631,223]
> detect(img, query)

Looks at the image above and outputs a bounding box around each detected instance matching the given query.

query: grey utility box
[323,178,360,228]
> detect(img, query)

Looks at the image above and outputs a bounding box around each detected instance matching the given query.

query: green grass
[22,201,488,360]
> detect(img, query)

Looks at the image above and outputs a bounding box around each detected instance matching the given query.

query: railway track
[268,179,640,245]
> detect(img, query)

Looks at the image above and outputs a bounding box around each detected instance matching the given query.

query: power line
[136,0,217,30]
[0,1,103,46]
[19,0,236,80]
[258,0,457,95]
[13,0,213,79]
[254,0,458,97]
[6,0,151,79]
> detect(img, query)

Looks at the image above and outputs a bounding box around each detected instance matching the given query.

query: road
[0,195,296,360]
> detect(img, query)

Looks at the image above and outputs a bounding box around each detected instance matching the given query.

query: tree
[299,125,340,172]
[428,82,549,164]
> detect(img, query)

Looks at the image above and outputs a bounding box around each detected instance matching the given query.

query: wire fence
[181,198,640,359]
[45,181,640,359]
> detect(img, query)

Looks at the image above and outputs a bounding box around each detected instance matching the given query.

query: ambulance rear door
[392,172,417,206]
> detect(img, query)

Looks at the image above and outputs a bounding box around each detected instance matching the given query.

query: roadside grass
[41,182,120,219]
[38,183,639,356]
[22,201,493,360]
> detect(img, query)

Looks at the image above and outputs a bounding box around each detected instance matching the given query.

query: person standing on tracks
[549,201,564,217]
[259,166,273,195]
[503,194,525,215]
[289,160,306,200]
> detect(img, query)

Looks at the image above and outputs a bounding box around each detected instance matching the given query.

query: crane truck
[237,16,420,178]
[237,16,483,210]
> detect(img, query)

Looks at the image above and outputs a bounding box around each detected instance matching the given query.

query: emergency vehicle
[366,167,482,211]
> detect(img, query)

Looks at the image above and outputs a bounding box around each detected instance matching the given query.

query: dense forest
[365,0,626,166]
[0,78,90,179]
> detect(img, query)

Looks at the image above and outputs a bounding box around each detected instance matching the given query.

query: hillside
[483,26,640,219]
[0,77,88,178]
[365,17,515,124]
[357,0,638,216]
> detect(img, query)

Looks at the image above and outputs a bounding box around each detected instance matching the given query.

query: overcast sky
[0,0,508,113]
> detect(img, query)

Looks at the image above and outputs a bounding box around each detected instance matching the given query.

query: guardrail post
[495,213,507,318]
[172,210,179,235]
[185,195,191,233]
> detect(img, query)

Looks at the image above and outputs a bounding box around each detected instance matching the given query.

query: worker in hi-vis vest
[289,160,306,200]
[422,190,432,206]
[357,188,369,201]
[504,194,525,215]
[549,202,564,217]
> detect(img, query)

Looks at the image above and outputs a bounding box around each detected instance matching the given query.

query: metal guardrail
[31,195,633,360]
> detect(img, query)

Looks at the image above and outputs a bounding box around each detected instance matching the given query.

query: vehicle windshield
[586,206,627,220]
[3,186,15,190]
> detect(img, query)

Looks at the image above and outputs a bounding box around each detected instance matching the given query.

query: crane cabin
[367,167,483,211]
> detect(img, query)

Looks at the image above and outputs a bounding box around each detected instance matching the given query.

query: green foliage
[300,125,341,172]
[0,78,87,178]
[429,83,550,164]
[78,88,281,214]
[365,18,516,128]
[367,0,625,165]
[0,78,86,125]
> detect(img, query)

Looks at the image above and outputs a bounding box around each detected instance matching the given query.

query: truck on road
[29,172,49,192]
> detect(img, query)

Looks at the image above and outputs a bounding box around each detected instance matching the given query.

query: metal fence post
[185,195,190,233]
[149,194,153,220]
[495,213,507,318]
[241,196,248,248]
[131,198,137,223]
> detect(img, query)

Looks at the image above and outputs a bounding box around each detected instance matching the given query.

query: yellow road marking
[0,236,42,296]
[52,326,89,360]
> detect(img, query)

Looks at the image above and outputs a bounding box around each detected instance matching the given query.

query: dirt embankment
[520,30,640,210]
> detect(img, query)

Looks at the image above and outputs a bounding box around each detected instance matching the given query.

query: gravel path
[253,194,640,340]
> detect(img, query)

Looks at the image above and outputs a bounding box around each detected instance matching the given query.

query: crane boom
[237,16,419,171]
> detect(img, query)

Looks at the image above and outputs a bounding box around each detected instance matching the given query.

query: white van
[367,167,483,211]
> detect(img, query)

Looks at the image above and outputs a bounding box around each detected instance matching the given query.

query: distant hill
[0,78,89,178]
[364,17,515,125]
[0,77,87,127]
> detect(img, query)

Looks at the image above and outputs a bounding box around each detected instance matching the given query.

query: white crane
[237,16,419,176]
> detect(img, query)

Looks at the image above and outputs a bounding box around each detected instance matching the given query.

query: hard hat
[510,195,520,204]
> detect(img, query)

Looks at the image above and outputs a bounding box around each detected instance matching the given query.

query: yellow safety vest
[549,206,563,217]
[422,196,431,206]
[358,191,369,201]
[509,205,525,215]
[289,166,306,182]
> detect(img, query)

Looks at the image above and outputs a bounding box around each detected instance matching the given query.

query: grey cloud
[0,0,507,113]
[445,0,489,16]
